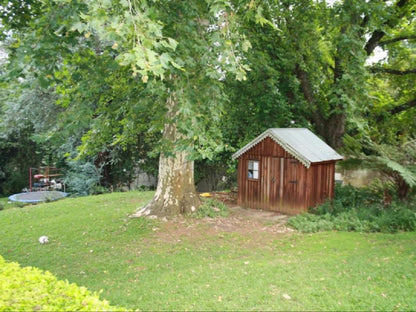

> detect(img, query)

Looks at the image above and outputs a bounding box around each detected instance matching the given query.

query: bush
[310,184,383,216]
[90,185,109,195]
[289,185,416,233]
[287,213,334,233]
[332,211,367,232]
[192,198,229,219]
[0,255,124,311]
[64,160,102,196]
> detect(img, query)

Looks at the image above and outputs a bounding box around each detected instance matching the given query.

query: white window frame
[248,160,259,180]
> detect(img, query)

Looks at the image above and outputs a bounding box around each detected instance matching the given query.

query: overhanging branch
[365,30,385,56]
[390,98,416,115]
[379,35,416,46]
[364,0,410,55]
[369,67,416,75]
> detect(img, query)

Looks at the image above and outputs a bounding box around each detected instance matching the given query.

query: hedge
[0,255,124,311]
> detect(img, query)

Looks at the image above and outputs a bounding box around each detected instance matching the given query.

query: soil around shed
[211,205,292,234]
[148,202,295,245]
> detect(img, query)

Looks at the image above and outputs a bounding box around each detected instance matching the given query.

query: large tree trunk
[132,91,201,217]
[294,65,346,149]
[324,112,346,149]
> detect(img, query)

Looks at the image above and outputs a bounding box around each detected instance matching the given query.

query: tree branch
[294,65,324,128]
[390,98,416,115]
[379,35,416,46]
[294,65,315,105]
[364,0,410,55]
[369,67,416,75]
[365,30,385,56]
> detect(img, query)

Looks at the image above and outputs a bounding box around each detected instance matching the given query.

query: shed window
[248,160,259,179]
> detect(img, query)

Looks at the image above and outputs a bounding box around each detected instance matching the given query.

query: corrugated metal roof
[232,128,343,168]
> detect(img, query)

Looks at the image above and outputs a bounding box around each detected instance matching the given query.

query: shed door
[266,157,301,213]
[283,159,299,210]
[268,157,284,210]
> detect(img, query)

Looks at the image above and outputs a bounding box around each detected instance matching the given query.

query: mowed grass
[0,191,415,311]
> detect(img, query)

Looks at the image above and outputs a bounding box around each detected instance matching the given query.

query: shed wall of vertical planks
[236,137,336,215]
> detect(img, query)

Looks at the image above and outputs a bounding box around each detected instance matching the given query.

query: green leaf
[380,157,416,187]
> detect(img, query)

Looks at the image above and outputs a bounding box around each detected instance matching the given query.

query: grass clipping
[0,255,124,311]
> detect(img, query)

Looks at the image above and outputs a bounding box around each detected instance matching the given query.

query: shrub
[289,185,416,233]
[0,255,124,311]
[90,185,109,195]
[192,198,229,219]
[287,213,334,233]
[332,211,366,232]
[64,160,102,196]
[373,203,416,233]
[310,184,383,216]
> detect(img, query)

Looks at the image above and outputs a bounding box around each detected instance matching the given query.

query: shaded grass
[0,191,415,310]
[0,197,25,210]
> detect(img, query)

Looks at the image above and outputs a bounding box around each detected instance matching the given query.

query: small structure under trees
[29,167,65,192]
[232,128,343,215]
[9,167,67,204]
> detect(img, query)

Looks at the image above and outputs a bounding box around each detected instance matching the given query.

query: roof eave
[232,129,312,168]
[232,128,343,168]
[232,129,272,160]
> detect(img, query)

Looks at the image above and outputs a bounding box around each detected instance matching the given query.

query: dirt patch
[149,204,295,245]
[229,205,290,224]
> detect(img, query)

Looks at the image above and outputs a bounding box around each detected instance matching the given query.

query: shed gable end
[232,128,343,168]
[240,137,292,158]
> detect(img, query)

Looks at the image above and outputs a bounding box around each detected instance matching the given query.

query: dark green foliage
[311,184,383,215]
[0,124,43,196]
[289,184,416,233]
[64,160,102,196]
[0,75,65,196]
[195,157,237,192]
[1,0,415,206]
[288,213,334,233]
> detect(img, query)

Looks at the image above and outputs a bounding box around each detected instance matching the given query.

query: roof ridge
[232,128,342,167]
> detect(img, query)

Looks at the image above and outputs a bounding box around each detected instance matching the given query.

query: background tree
[1,0,253,216]
[226,0,414,149]
[1,0,414,202]
[0,74,62,194]
[221,0,415,197]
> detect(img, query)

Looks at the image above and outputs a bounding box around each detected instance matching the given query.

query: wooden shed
[232,128,343,215]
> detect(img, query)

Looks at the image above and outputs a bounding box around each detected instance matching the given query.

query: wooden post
[29,168,32,192]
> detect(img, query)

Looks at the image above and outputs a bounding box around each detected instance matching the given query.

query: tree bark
[132,91,201,217]
[379,35,416,46]
[325,112,346,149]
[389,98,416,115]
[364,0,410,55]
[369,67,416,75]
[294,64,346,149]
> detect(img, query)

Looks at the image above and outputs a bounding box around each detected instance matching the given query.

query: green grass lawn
[0,197,22,210]
[1,191,415,311]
